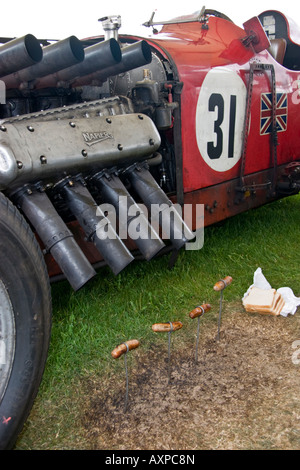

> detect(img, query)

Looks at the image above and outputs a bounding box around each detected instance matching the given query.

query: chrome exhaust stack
[55,176,134,275]
[13,185,96,291]
[124,162,195,250]
[90,170,165,261]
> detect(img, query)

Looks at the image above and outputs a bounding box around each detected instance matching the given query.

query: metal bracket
[237,63,278,195]
[143,7,206,29]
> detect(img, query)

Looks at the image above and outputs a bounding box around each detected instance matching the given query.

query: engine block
[0,96,161,190]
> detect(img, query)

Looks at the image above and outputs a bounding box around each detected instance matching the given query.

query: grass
[14,193,300,449]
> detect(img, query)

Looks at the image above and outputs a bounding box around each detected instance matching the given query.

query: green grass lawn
[15,194,300,449]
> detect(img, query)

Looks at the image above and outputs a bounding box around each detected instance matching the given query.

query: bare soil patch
[82,307,300,450]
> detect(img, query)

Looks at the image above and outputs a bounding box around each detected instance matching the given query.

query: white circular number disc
[196,67,247,172]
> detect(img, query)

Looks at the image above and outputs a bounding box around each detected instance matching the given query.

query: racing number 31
[196,68,246,173]
[207,93,237,160]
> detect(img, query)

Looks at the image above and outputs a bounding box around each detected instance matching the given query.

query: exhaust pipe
[0,34,43,77]
[14,186,96,290]
[55,177,134,275]
[35,38,122,88]
[73,40,152,87]
[124,163,195,250]
[2,36,85,89]
[91,170,165,260]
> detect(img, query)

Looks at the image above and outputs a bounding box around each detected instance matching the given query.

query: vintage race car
[0,8,299,448]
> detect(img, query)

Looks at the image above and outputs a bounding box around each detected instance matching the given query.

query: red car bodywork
[137,11,300,227]
[47,10,300,277]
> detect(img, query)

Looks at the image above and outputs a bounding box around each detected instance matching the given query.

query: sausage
[189,303,211,319]
[111,339,140,359]
[213,276,233,291]
[152,321,183,333]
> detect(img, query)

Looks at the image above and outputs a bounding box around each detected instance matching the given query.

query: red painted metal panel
[144,15,300,193]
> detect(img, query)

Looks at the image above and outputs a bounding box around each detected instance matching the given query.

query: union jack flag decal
[260,92,288,135]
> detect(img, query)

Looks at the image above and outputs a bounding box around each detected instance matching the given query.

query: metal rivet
[40,155,47,164]
[106,118,112,124]
[82,149,88,157]
[117,144,123,151]
[0,125,7,132]
[17,161,23,169]
[149,139,155,146]
[138,115,144,120]
[27,126,34,132]
[69,122,76,128]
